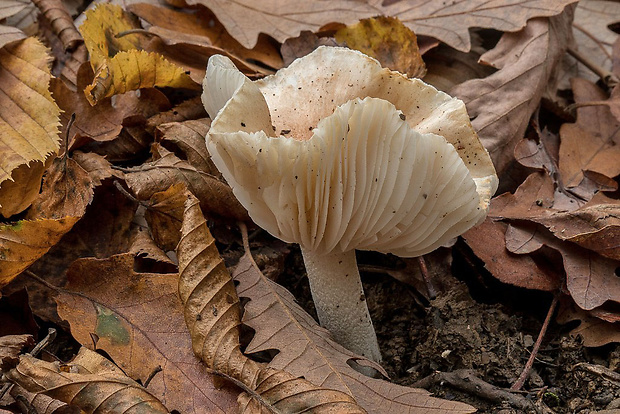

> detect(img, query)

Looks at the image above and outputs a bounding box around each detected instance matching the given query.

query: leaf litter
[1,0,620,413]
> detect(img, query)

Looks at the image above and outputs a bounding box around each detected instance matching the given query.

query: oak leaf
[189,0,577,52]
[7,348,169,413]
[55,253,240,414]
[452,9,573,175]
[0,37,61,217]
[79,4,198,105]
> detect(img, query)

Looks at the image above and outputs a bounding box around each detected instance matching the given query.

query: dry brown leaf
[190,0,576,52]
[51,65,170,145]
[31,0,82,51]
[0,0,28,48]
[233,237,476,413]
[25,157,94,220]
[156,119,218,175]
[0,37,61,217]
[145,96,208,134]
[9,385,80,414]
[55,253,241,414]
[124,145,248,221]
[177,192,368,413]
[7,348,169,413]
[559,78,620,188]
[128,230,175,267]
[452,10,573,175]
[462,219,561,292]
[127,3,282,75]
[144,183,187,252]
[559,0,620,87]
[0,334,34,370]
[0,216,80,289]
[71,151,118,187]
[335,16,425,78]
[557,298,620,347]
[79,4,198,104]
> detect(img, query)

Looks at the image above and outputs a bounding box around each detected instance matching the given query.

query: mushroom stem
[300,247,382,363]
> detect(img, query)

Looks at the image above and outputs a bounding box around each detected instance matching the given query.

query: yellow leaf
[0,216,79,288]
[79,4,198,105]
[335,16,426,78]
[0,37,61,217]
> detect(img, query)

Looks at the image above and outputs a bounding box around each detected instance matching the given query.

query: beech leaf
[0,37,61,217]
[7,348,169,413]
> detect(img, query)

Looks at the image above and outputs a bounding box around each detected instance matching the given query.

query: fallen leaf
[71,151,118,187]
[25,156,94,220]
[280,31,340,67]
[177,192,368,413]
[452,10,573,175]
[144,183,187,252]
[124,145,248,221]
[9,385,80,414]
[79,4,198,104]
[0,37,61,217]
[55,253,241,414]
[559,78,620,188]
[233,233,476,413]
[335,16,425,78]
[145,96,207,134]
[0,0,28,48]
[0,334,34,370]
[51,64,170,145]
[31,0,82,51]
[191,0,577,52]
[462,219,561,291]
[557,298,620,347]
[156,118,219,175]
[0,216,80,289]
[7,349,169,413]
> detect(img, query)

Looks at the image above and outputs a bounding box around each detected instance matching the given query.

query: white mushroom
[202,47,498,364]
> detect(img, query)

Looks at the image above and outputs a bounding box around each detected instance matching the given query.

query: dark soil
[253,232,620,414]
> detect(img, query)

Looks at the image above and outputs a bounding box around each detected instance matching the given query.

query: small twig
[417,256,436,299]
[113,180,140,203]
[412,369,542,412]
[574,362,620,387]
[30,328,57,358]
[511,293,559,391]
[567,45,619,88]
[143,365,162,388]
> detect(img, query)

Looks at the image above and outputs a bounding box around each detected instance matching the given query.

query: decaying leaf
[335,16,426,78]
[0,37,61,217]
[124,145,248,221]
[557,298,620,347]
[6,348,169,413]
[190,0,577,53]
[0,0,28,48]
[0,334,34,369]
[55,253,240,414]
[144,183,187,252]
[79,4,198,104]
[177,192,369,413]
[156,118,218,175]
[452,9,573,175]
[0,216,80,289]
[9,384,81,414]
[31,0,82,51]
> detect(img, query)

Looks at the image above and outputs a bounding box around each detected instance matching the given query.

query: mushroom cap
[203,46,498,257]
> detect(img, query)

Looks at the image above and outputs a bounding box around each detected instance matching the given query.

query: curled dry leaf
[7,348,169,413]
[190,0,576,52]
[146,96,207,134]
[124,145,248,221]
[9,384,80,414]
[0,334,34,370]
[144,183,187,252]
[0,217,80,289]
[0,37,61,217]
[79,4,198,105]
[177,192,368,413]
[31,0,82,51]
[55,253,240,414]
[452,10,573,175]
[335,16,426,78]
